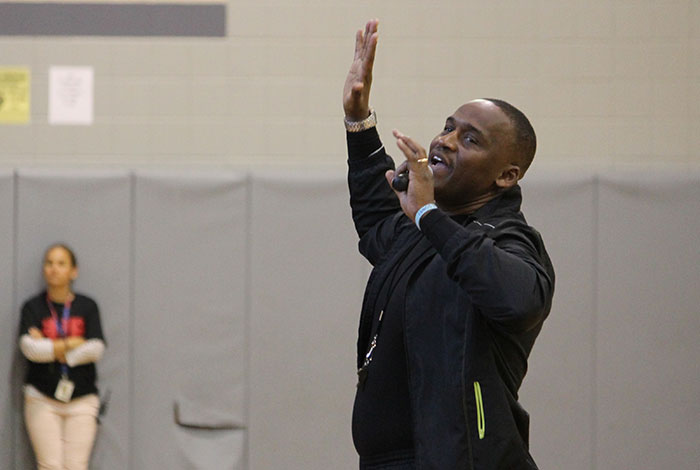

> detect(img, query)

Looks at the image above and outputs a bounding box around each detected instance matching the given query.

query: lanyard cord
[46,294,72,376]
[361,269,401,369]
[357,240,422,387]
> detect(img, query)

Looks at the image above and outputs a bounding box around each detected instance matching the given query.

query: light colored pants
[24,386,99,470]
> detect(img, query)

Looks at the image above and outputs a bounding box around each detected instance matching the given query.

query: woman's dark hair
[45,243,78,267]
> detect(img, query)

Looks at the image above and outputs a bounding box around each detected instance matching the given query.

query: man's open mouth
[430,154,447,168]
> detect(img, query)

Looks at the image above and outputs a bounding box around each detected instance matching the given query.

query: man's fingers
[356,20,378,59]
[385,169,396,188]
[361,20,378,61]
[393,130,422,161]
[364,19,378,44]
[354,28,364,59]
[393,130,432,183]
[395,138,413,160]
[396,160,408,175]
[364,36,377,70]
[365,29,378,57]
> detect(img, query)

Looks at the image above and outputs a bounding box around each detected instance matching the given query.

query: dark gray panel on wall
[596,171,700,469]
[131,171,248,470]
[14,169,132,470]
[518,173,596,470]
[249,172,367,470]
[0,171,15,468]
[0,3,226,37]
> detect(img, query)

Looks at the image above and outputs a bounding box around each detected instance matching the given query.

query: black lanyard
[357,237,431,389]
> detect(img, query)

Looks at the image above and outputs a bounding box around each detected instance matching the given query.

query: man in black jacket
[344,20,555,470]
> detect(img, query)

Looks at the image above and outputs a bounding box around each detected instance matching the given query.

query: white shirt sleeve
[19,335,55,363]
[65,339,105,367]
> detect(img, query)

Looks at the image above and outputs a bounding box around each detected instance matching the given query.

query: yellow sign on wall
[0,67,31,124]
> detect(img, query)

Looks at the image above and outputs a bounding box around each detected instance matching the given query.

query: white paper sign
[49,66,94,125]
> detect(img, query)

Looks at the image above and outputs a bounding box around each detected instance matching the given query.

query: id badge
[55,376,75,403]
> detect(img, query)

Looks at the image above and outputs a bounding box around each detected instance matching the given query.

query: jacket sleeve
[347,127,405,265]
[419,208,554,332]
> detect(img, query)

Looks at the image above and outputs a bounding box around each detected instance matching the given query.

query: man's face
[428,100,517,210]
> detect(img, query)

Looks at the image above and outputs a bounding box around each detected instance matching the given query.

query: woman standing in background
[18,244,106,470]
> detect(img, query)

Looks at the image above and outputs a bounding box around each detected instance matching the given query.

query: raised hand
[343,19,379,121]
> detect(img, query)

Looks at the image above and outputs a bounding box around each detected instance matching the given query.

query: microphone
[391,172,408,191]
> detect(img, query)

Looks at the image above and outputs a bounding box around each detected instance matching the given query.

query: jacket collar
[469,184,522,222]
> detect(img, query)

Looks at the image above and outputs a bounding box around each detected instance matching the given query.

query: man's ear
[496,164,520,189]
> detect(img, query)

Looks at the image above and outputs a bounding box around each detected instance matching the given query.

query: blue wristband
[415,203,438,230]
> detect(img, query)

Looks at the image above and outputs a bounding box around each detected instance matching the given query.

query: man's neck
[438,190,502,216]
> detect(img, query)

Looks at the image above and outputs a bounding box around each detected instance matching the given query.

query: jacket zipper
[473,381,485,440]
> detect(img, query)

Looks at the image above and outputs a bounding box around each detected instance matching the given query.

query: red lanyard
[46,294,72,338]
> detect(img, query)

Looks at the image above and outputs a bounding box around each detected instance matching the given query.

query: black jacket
[347,128,555,469]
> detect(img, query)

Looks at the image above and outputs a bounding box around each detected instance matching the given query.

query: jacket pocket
[473,381,485,440]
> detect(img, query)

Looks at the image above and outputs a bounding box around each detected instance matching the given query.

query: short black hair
[483,98,537,175]
[45,243,78,267]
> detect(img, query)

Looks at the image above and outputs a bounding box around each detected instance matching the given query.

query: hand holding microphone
[385,130,436,223]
